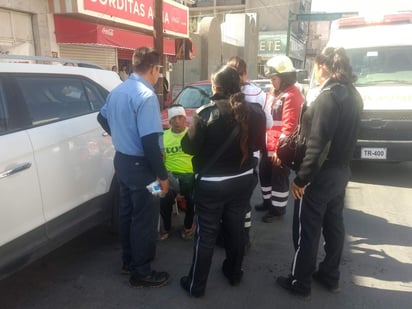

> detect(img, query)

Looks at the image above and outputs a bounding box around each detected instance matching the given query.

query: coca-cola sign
[101,27,114,36]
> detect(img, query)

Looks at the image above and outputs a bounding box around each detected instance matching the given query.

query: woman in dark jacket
[180,65,266,297]
[277,47,364,298]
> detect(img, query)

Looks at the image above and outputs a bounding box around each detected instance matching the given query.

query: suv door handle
[0,162,32,179]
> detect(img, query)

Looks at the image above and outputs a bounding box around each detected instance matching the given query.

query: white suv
[0,56,122,279]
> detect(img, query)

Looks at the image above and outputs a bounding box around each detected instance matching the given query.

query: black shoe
[121,263,130,275]
[262,212,284,223]
[312,271,340,293]
[222,260,243,286]
[276,276,311,300]
[180,276,204,297]
[254,203,269,212]
[129,270,170,288]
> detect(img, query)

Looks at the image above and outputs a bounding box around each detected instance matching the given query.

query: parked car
[251,79,272,93]
[162,78,279,128]
[252,69,309,97]
[162,80,213,128]
[0,56,122,279]
[163,71,310,129]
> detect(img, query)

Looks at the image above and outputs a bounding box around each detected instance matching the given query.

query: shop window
[175,38,193,60]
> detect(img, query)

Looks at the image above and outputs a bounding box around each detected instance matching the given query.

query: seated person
[160,105,195,240]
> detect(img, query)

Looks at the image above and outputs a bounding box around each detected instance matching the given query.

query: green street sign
[290,12,358,22]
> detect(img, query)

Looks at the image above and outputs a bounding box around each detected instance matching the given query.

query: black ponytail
[212,66,250,165]
[230,92,249,165]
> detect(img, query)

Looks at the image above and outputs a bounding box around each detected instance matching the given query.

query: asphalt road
[0,161,411,309]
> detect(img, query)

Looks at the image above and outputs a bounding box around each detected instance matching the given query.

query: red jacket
[266,84,304,153]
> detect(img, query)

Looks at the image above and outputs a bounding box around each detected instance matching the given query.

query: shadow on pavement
[0,183,411,309]
[350,161,412,188]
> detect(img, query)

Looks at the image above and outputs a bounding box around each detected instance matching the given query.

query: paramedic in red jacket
[255,55,304,222]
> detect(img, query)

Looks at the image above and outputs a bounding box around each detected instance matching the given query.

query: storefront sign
[258,31,305,61]
[258,32,287,58]
[81,0,188,37]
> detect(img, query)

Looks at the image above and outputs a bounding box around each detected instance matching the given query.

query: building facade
[0,0,317,101]
[0,0,53,57]
[0,0,188,72]
[249,0,310,74]
[184,0,311,79]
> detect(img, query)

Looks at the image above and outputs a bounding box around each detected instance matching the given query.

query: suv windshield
[175,85,212,108]
[347,46,412,86]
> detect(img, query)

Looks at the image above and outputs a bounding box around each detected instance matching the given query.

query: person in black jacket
[276,47,364,298]
[180,65,266,297]
[227,55,268,253]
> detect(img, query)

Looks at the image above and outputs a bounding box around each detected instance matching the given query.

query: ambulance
[307,12,412,161]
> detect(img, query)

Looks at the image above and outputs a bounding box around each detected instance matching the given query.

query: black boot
[180,276,205,297]
[276,276,311,299]
[255,199,271,212]
[262,207,286,223]
[222,259,243,286]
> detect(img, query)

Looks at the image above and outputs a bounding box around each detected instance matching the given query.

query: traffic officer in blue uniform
[98,47,170,288]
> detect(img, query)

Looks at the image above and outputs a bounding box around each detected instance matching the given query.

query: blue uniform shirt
[101,73,163,156]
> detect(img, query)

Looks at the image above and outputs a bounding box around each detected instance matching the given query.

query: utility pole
[153,0,164,109]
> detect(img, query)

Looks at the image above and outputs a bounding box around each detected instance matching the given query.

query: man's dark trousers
[114,152,159,277]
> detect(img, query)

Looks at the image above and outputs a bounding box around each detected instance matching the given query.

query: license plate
[361,147,387,160]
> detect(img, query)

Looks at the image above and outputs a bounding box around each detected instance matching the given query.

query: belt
[116,151,147,164]
[198,168,253,182]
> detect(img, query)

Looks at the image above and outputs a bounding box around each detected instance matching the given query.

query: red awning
[54,15,175,55]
